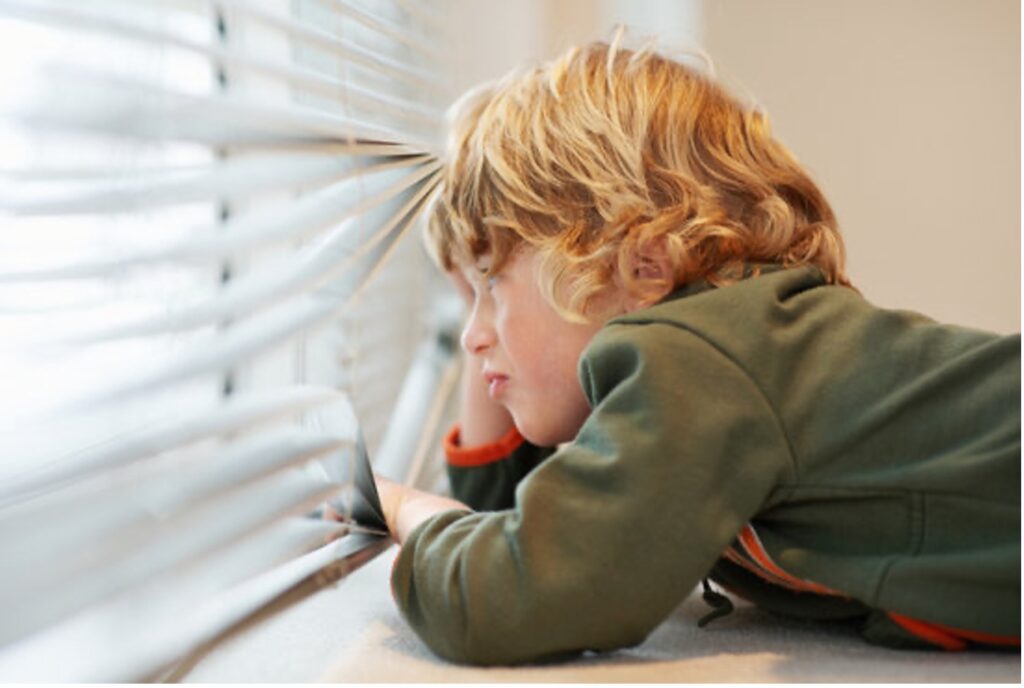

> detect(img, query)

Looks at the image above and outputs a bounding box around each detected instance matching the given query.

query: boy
[372,37,1020,665]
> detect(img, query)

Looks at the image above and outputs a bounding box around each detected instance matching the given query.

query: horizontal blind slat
[9,65,432,148]
[0,1,441,128]
[50,171,440,340]
[216,0,440,89]
[19,180,435,421]
[319,0,441,60]
[391,0,446,33]
[1,429,348,553]
[0,141,419,178]
[118,531,389,682]
[0,153,429,217]
[0,530,389,682]
[0,160,438,281]
[1,470,340,645]
[0,385,341,507]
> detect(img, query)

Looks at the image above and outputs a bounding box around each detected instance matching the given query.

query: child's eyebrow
[461,264,488,284]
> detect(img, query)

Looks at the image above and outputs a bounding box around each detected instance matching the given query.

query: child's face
[459,248,611,447]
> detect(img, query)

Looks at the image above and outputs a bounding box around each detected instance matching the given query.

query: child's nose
[460,310,496,356]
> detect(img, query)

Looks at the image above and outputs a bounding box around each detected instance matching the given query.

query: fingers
[373,476,408,538]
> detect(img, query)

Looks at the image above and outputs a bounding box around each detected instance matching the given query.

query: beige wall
[442,0,703,116]
[704,0,1020,333]
[443,0,1019,333]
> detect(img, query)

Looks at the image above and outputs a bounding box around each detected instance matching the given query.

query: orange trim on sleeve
[444,423,524,468]
[888,613,1020,651]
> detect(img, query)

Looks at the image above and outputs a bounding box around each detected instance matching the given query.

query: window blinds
[0,0,453,681]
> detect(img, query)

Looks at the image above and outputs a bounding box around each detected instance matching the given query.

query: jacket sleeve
[392,323,795,665]
[444,425,555,511]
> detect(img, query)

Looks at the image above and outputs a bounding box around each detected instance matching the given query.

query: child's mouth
[484,372,509,399]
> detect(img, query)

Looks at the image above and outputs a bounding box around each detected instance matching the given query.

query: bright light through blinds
[0,0,451,681]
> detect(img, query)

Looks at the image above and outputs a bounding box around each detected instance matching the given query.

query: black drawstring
[698,578,734,628]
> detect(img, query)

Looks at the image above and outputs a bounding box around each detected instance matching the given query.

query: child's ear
[621,239,676,312]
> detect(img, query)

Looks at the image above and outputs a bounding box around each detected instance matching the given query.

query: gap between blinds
[0,0,460,681]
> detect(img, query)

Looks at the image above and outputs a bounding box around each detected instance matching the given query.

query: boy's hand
[374,475,471,544]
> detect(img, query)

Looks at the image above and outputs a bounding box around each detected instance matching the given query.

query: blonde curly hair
[426,35,850,321]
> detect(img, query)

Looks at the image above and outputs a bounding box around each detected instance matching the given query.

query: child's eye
[477,266,498,291]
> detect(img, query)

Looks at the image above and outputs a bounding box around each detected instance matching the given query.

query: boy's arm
[375,476,469,544]
[389,324,794,665]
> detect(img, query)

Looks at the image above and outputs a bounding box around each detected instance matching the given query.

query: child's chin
[514,415,578,448]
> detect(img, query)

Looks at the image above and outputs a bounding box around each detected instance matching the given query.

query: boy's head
[427,35,849,322]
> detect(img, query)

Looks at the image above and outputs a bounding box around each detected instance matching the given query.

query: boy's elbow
[417,622,589,667]
[406,587,653,666]
[405,602,556,666]
[421,634,522,667]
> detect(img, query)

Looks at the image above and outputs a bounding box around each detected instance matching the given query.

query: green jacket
[391,266,1020,665]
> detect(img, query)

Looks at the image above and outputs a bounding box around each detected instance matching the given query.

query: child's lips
[483,371,509,399]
